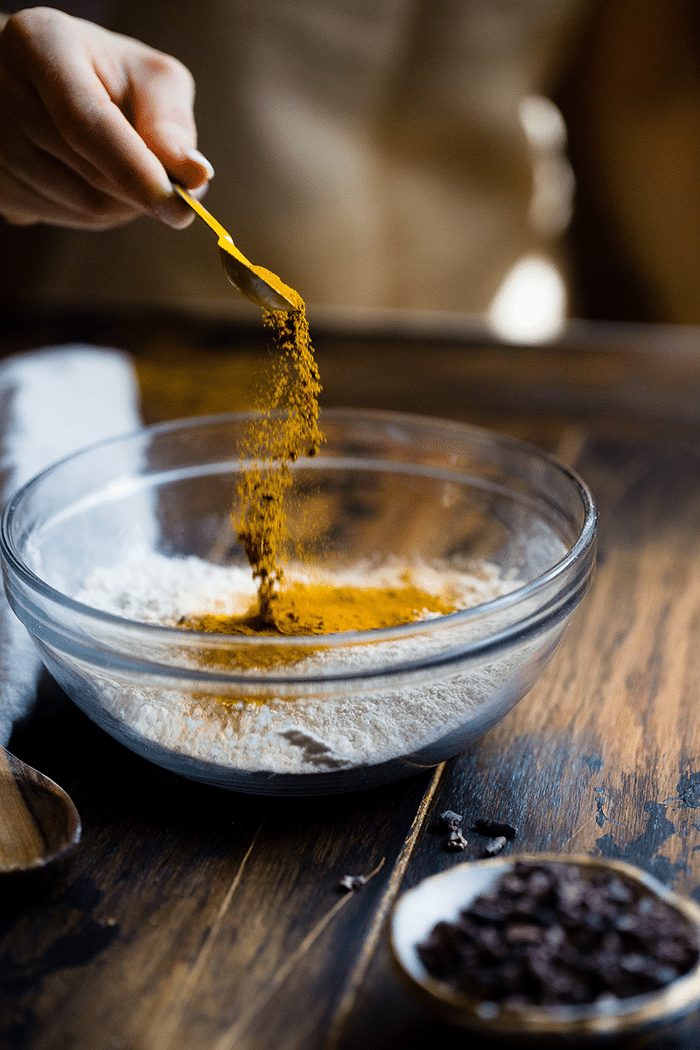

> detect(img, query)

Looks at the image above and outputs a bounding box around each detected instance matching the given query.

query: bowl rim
[0,408,597,651]
[390,852,700,1035]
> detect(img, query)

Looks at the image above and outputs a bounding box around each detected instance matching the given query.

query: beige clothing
[557,0,700,325]
[0,0,587,323]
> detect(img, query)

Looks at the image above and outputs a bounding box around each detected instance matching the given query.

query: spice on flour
[77,553,521,773]
[178,280,462,644]
[181,579,459,649]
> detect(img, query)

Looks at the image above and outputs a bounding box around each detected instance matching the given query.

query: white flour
[76,552,536,776]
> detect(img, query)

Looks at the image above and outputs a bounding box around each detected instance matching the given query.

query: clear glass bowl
[0,409,596,795]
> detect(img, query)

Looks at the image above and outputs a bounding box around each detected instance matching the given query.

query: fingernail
[185,148,215,181]
[153,194,195,229]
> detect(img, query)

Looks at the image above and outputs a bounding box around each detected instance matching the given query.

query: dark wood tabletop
[2,309,700,1050]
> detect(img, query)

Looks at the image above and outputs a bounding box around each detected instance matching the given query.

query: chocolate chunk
[438,810,464,832]
[446,829,468,852]
[472,818,518,840]
[416,860,699,1009]
[483,836,508,857]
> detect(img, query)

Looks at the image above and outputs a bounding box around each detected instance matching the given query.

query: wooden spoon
[0,743,81,874]
[173,185,297,312]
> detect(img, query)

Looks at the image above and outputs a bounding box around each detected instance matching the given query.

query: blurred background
[1,0,700,344]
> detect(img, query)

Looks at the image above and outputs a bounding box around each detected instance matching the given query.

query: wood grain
[3,319,700,1050]
[332,430,700,1050]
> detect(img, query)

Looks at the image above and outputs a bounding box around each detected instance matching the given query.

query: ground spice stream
[182,277,460,649]
[233,288,323,626]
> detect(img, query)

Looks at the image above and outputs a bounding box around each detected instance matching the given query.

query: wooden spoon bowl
[0,743,81,875]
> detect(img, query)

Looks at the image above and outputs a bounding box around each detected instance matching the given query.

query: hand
[0,6,213,230]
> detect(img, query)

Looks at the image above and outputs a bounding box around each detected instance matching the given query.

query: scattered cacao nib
[472,818,518,840]
[438,810,464,832]
[446,829,468,852]
[339,874,366,892]
[416,860,699,1009]
[482,835,508,857]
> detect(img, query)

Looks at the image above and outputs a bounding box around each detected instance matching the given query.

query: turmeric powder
[182,579,458,637]
[180,273,457,656]
[179,578,460,670]
[233,287,323,625]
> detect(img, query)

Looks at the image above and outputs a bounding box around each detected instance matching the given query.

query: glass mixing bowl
[0,409,596,795]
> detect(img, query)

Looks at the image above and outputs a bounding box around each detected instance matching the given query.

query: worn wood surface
[2,312,700,1049]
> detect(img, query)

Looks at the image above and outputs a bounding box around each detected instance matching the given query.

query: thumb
[125,47,214,189]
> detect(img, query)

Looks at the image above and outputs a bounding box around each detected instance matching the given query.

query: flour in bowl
[75,551,540,777]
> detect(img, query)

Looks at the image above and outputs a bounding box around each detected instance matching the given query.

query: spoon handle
[172,184,297,311]
[173,185,253,265]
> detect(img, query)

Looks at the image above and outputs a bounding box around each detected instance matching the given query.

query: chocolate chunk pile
[416,860,699,1009]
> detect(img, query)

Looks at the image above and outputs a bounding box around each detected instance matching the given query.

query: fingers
[118,46,215,188]
[0,8,213,231]
[0,121,139,229]
[0,44,144,228]
[0,169,137,229]
[25,20,197,223]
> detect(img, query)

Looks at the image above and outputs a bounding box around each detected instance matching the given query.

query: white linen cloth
[0,346,141,745]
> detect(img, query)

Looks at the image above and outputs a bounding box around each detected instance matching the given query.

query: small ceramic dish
[390,853,700,1045]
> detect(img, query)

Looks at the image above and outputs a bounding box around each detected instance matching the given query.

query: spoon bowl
[173,185,297,312]
[0,743,81,874]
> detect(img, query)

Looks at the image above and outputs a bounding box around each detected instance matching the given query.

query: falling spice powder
[72,250,528,775]
[234,294,323,625]
[178,284,461,646]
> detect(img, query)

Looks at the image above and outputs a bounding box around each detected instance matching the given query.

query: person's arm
[0,6,213,230]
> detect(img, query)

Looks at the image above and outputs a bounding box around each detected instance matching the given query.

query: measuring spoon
[173,185,297,312]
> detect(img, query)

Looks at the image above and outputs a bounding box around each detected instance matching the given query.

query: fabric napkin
[0,345,142,745]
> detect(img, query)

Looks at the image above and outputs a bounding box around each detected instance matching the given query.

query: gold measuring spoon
[173,185,297,312]
[0,743,81,875]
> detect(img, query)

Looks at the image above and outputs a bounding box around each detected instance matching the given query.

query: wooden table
[2,310,700,1049]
